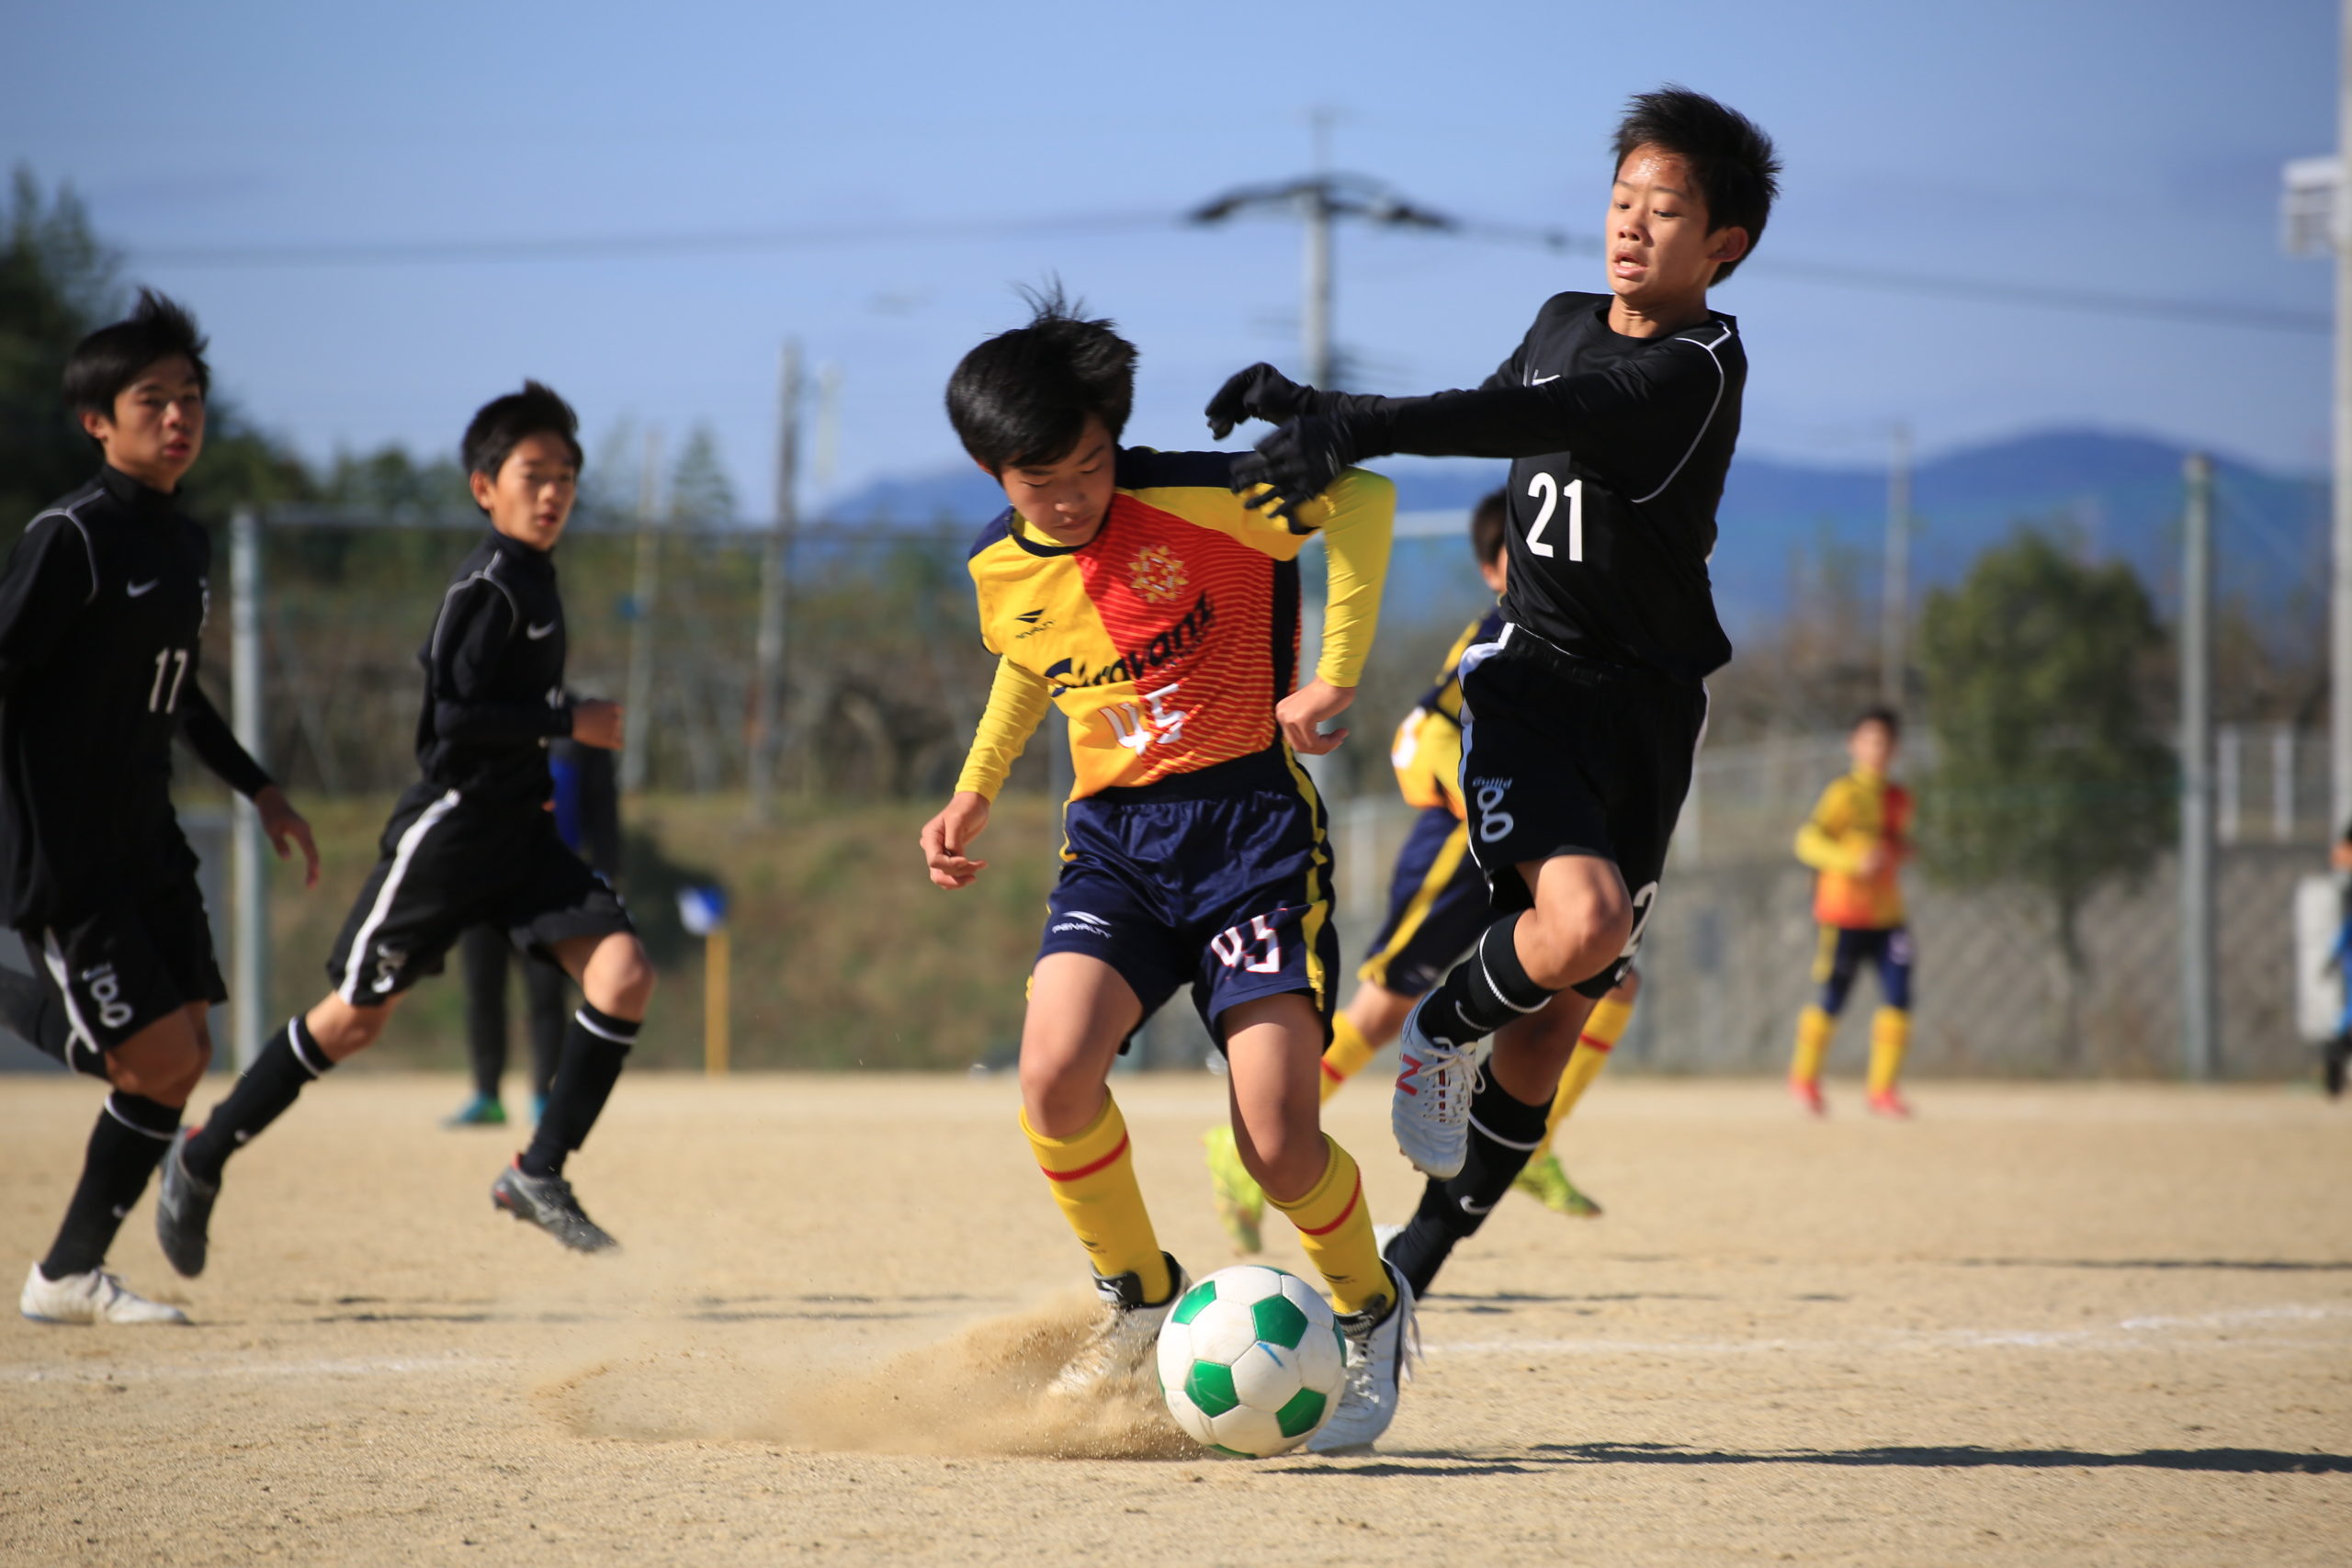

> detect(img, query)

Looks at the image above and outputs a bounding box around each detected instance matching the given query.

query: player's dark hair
[62,288,210,430]
[1855,704,1901,739]
[1469,488,1509,567]
[461,380,583,487]
[1611,86,1781,282]
[946,282,1136,473]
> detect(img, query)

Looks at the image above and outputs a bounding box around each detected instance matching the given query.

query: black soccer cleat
[491,1161,617,1253]
[154,1128,219,1279]
[2324,1033,2350,1100]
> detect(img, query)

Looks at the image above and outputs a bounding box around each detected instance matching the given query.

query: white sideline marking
[1430,1303,2352,1359]
[8,1353,510,1384]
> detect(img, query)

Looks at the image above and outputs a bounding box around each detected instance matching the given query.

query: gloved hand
[1230,412,1367,526]
[1204,363,1317,441]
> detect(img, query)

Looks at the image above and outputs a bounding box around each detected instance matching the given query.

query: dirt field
[4,1072,2347,1566]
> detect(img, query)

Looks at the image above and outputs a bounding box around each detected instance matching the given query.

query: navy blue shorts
[1038,749,1339,1049]
[1357,806,1489,998]
[1813,924,1913,1014]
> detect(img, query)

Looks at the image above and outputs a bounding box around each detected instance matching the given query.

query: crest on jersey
[1128,544,1189,604]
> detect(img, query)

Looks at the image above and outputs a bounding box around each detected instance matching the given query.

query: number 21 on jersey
[1526,471,1583,562]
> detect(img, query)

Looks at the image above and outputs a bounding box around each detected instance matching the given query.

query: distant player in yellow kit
[1788,705,1915,1118]
[1204,491,1637,1254]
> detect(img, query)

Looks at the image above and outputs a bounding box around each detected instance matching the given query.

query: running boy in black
[1206,86,1778,1295]
[6,293,320,1325]
[158,382,654,1269]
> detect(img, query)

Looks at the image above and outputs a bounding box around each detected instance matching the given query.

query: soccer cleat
[153,1128,219,1279]
[2323,1034,2349,1100]
[1201,1126,1265,1255]
[443,1095,508,1128]
[1791,1078,1827,1117]
[1048,1252,1189,1397]
[491,1161,617,1253]
[20,1262,188,1325]
[1513,1150,1602,1216]
[1866,1088,1913,1119]
[1391,1000,1477,1179]
[1309,1261,1418,1453]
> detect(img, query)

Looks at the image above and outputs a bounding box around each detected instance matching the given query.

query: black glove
[1205,363,1317,441]
[1229,412,1367,527]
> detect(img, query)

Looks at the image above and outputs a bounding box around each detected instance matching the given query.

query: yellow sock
[1022,1095,1170,1303]
[1868,1008,1909,1096]
[1265,1136,1388,1316]
[1792,1005,1833,1086]
[1318,1012,1377,1104]
[1542,993,1631,1147]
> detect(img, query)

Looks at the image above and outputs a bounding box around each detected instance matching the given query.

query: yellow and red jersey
[1795,767,1912,928]
[1386,607,1504,818]
[954,448,1394,801]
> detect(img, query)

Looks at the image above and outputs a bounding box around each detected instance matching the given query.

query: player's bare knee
[1241,1122,1326,1202]
[586,937,655,1018]
[1018,1055,1103,1138]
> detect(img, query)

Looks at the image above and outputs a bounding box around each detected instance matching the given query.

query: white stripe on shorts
[40,931,103,1059]
[338,789,463,1002]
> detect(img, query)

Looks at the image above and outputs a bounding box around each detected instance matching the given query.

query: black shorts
[1457,626,1707,998]
[1357,806,1488,998]
[327,785,633,1007]
[20,872,226,1073]
[1037,749,1340,1050]
[1814,924,1914,1014]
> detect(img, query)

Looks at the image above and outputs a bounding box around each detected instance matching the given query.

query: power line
[126,205,2330,335]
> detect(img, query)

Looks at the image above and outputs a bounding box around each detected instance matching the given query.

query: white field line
[1430,1303,2352,1359]
[7,1352,512,1384]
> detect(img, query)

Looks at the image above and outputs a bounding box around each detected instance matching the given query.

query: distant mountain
[820,429,2328,637]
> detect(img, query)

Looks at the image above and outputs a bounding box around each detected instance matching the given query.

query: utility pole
[748,339,801,821]
[1880,423,1912,707]
[229,507,267,1071]
[2181,452,2219,1081]
[1300,108,1337,389]
[621,426,663,795]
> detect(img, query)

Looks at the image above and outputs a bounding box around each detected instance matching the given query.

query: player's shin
[1023,1093,1172,1303]
[40,1092,179,1280]
[1418,914,1558,1051]
[1266,1135,1388,1317]
[1319,1014,1377,1103]
[1868,1008,1909,1097]
[1544,992,1630,1147]
[519,1004,637,1178]
[1791,1004,1833,1087]
[181,1018,335,1185]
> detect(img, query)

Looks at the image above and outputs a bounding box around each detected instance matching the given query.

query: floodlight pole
[2181,453,2218,1081]
[2336,0,2352,837]
[620,426,663,795]
[1880,422,1912,707]
[229,507,267,1072]
[749,338,801,821]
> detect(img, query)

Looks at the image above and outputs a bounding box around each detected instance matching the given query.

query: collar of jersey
[97,465,179,522]
[1006,505,1114,558]
[482,527,557,572]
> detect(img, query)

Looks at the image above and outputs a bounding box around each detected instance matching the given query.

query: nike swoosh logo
[1458,1196,1495,1215]
[1529,373,1561,385]
[526,622,558,639]
[127,580,160,597]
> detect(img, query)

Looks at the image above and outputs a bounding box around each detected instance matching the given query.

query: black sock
[1416,914,1559,1050]
[460,925,511,1102]
[519,1004,637,1178]
[522,956,568,1105]
[40,1092,180,1279]
[183,1017,334,1185]
[1384,1070,1552,1297]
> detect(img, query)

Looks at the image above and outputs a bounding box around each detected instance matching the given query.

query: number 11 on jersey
[1526,471,1583,562]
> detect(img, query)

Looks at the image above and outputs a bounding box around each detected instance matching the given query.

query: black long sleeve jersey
[0,467,273,926]
[413,531,574,813]
[1340,290,1745,681]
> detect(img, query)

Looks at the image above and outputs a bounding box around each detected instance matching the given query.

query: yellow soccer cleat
[1201,1125,1265,1255]
[1512,1150,1602,1217]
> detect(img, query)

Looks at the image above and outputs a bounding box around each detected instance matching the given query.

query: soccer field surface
[5,1075,2346,1565]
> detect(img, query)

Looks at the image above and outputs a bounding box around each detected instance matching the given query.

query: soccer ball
[1156,1264,1347,1457]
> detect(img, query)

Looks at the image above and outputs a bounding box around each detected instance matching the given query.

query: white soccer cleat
[19,1262,189,1325]
[1309,1262,1418,1453]
[1048,1253,1190,1397]
[1392,1001,1477,1179]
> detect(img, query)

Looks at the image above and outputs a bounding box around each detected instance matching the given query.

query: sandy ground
[2,1071,2347,1566]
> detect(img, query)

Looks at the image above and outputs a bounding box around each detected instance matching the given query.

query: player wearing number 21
[920,288,1415,1452]
[1205,86,1780,1299]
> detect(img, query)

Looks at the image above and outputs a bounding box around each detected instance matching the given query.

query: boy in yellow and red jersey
[918,290,1411,1452]
[1202,491,1635,1252]
[1788,705,1915,1118]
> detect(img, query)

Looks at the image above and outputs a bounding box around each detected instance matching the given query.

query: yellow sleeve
[1793,779,1868,874]
[1309,467,1396,688]
[954,654,1053,800]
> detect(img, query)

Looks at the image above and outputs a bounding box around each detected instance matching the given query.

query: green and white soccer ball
[1156,1264,1347,1457]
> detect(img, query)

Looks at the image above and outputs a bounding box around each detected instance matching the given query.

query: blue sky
[5,0,2338,513]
